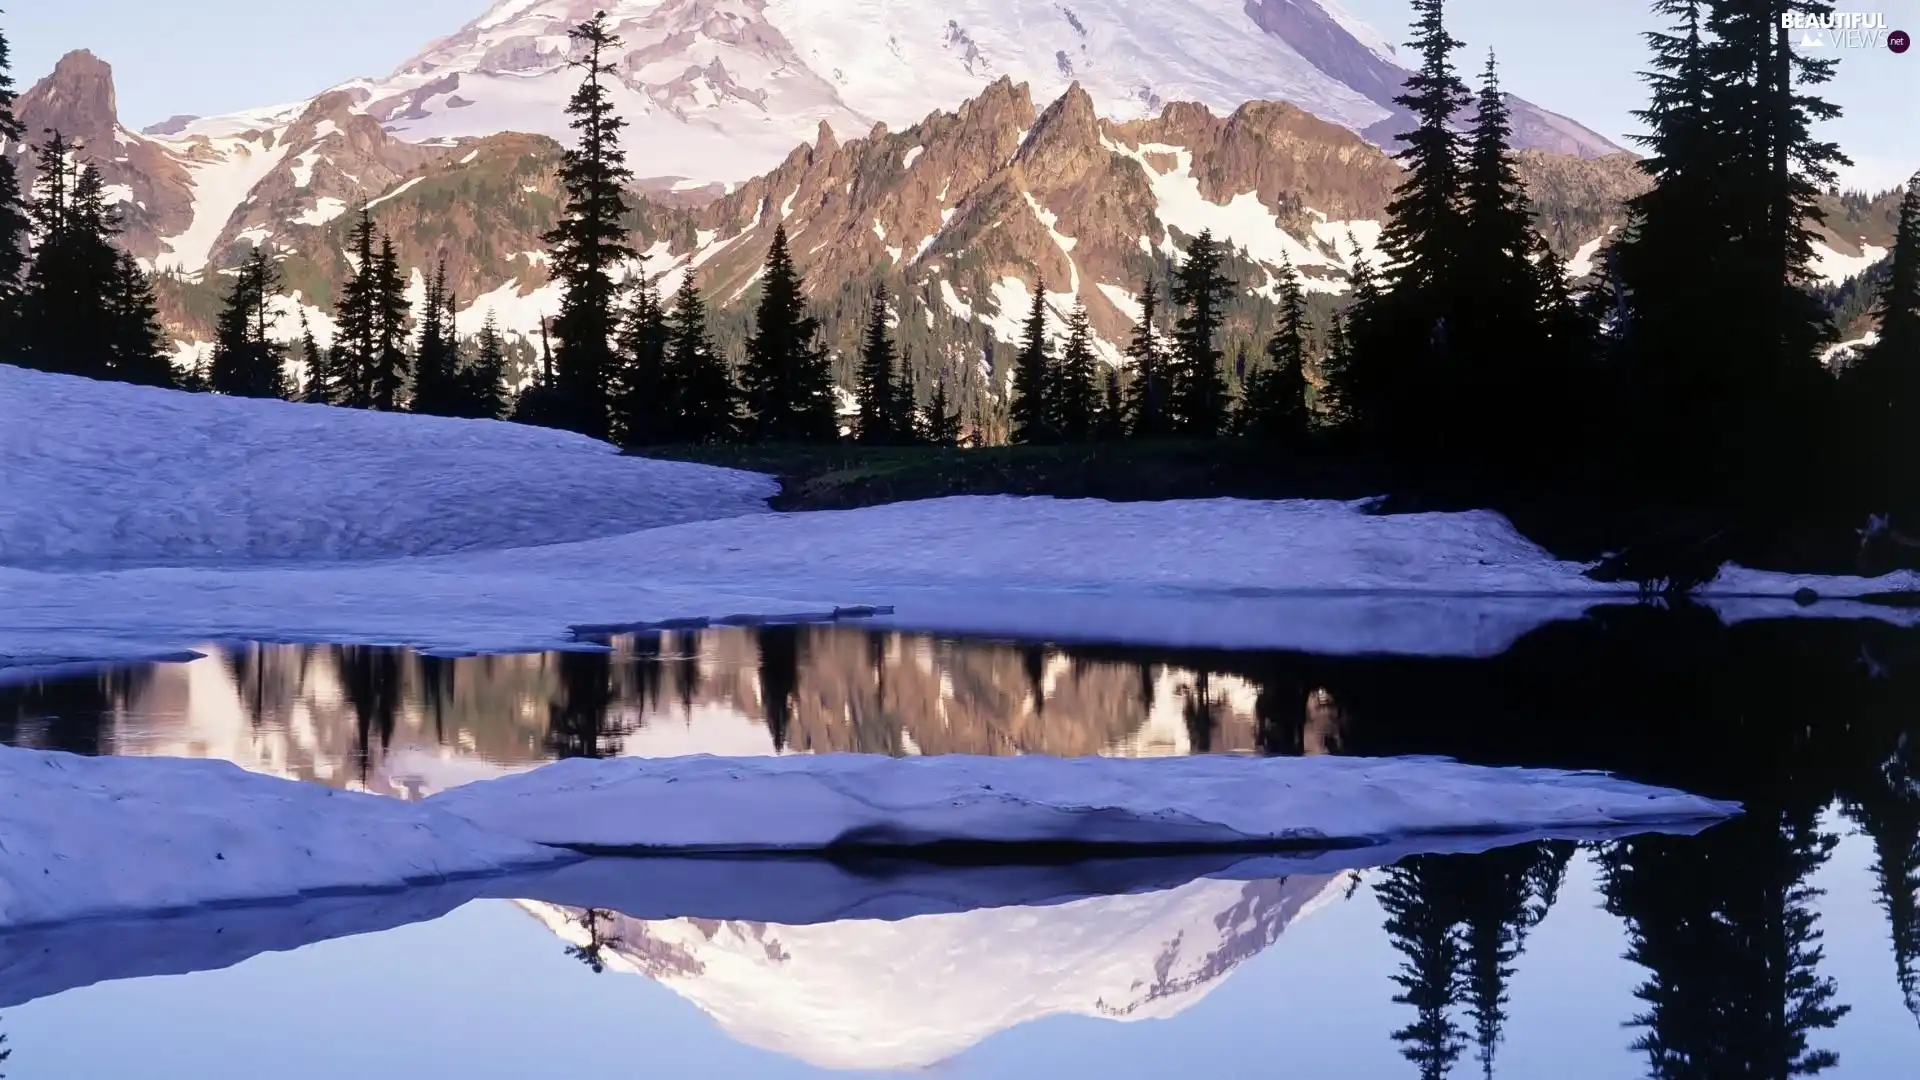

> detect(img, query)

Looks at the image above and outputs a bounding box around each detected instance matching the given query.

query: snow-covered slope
[2,369,1912,671]
[0,364,774,566]
[298,0,1618,184]
[520,871,1340,1070]
[0,745,567,931]
[429,752,1742,852]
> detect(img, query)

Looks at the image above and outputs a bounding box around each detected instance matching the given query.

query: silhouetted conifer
[666,275,738,444]
[1010,282,1055,444]
[544,10,637,440]
[370,233,410,411]
[462,310,511,420]
[854,287,901,445]
[332,209,381,408]
[207,251,288,399]
[1170,230,1233,436]
[892,351,923,443]
[925,376,962,446]
[1051,303,1099,441]
[1240,256,1311,441]
[295,313,324,401]
[1849,175,1920,503]
[1096,366,1126,439]
[0,20,25,337]
[741,225,837,442]
[1124,276,1173,437]
[614,277,676,443]
[410,255,460,415]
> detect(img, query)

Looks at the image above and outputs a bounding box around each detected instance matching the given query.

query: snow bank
[428,753,1741,853]
[0,746,569,931]
[0,364,774,566]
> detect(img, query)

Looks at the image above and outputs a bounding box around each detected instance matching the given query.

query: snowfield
[0,363,1914,673]
[0,364,774,566]
[428,753,1741,853]
[0,745,570,931]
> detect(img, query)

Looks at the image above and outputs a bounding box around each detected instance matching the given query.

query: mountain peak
[22,49,121,152]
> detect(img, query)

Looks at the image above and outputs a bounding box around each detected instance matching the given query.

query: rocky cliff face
[17,49,1648,387]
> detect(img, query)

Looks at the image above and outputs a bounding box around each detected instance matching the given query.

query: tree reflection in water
[4,611,1920,1074]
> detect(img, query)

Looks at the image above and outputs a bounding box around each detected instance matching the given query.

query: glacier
[426,752,1741,854]
[0,745,571,931]
[1,362,1915,675]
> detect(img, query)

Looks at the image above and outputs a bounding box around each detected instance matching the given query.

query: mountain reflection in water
[3,608,1920,1077]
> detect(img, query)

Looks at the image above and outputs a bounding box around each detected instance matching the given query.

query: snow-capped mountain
[520,871,1343,1070]
[320,0,1619,185]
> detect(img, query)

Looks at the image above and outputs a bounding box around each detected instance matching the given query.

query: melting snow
[1811,240,1889,287]
[156,136,294,275]
[364,176,426,210]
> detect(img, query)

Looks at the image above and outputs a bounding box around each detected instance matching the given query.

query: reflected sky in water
[6,612,1920,1077]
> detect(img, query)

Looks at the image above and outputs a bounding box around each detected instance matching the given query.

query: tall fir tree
[1009,282,1054,444]
[1096,366,1127,440]
[924,375,962,446]
[462,310,512,420]
[0,14,27,339]
[370,233,411,411]
[741,225,837,442]
[410,255,460,415]
[1456,51,1556,457]
[892,350,923,444]
[104,249,173,387]
[16,147,166,385]
[614,276,677,444]
[1170,230,1233,436]
[295,313,325,402]
[1380,0,1469,300]
[207,250,288,399]
[1124,276,1173,437]
[854,287,900,445]
[543,10,638,440]
[332,208,381,408]
[666,275,739,444]
[1240,256,1311,442]
[1849,174,1920,505]
[1051,303,1099,441]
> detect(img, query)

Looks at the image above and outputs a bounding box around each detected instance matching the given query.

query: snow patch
[364,176,426,210]
[1811,240,1889,287]
[0,745,564,931]
[429,753,1741,853]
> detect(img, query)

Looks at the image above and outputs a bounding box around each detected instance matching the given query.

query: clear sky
[5,0,1915,191]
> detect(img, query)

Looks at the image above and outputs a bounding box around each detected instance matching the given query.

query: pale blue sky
[5,0,1915,190]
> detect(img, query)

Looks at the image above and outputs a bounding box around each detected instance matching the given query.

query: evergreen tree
[925,376,962,446]
[0,15,26,336]
[1240,256,1311,441]
[1603,808,1849,1078]
[614,277,677,444]
[411,255,460,416]
[1849,174,1920,504]
[1124,276,1173,437]
[1050,303,1099,441]
[1456,51,1555,455]
[512,317,565,426]
[462,310,511,420]
[666,275,738,444]
[543,10,638,440]
[1377,856,1469,1080]
[1009,282,1054,444]
[1096,366,1126,439]
[1845,735,1920,1028]
[1319,311,1352,428]
[207,251,288,399]
[1170,230,1233,436]
[16,141,108,378]
[892,351,923,444]
[854,287,900,445]
[104,248,173,387]
[1380,0,1469,300]
[741,225,837,442]
[370,233,411,411]
[295,313,325,402]
[332,208,380,408]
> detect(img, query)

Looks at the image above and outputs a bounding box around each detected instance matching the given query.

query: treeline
[5,3,1919,523]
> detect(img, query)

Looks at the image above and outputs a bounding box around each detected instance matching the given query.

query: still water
[4,610,1920,1078]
